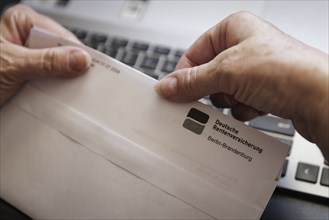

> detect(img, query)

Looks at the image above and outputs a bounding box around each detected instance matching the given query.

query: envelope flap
[3,84,262,219]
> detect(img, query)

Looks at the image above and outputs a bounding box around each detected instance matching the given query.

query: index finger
[175,11,262,70]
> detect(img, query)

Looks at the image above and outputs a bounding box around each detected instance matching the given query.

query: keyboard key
[147,73,158,80]
[56,0,70,6]
[138,68,158,79]
[320,168,329,186]
[133,42,149,51]
[249,115,295,136]
[162,60,177,73]
[103,47,118,58]
[111,38,128,48]
[295,162,319,183]
[153,46,170,55]
[120,51,138,66]
[84,41,101,50]
[90,33,108,43]
[71,29,87,40]
[174,49,184,58]
[281,159,288,177]
[140,56,159,70]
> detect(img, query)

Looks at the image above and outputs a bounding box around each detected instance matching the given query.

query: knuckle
[214,52,234,77]
[230,10,255,21]
[41,49,61,73]
[2,5,35,45]
[2,7,17,24]
[225,11,259,36]
[183,66,199,92]
[212,52,239,95]
[3,4,30,19]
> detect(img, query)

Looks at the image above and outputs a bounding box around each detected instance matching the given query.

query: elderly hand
[155,11,328,160]
[0,4,91,106]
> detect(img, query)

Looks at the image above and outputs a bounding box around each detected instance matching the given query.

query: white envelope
[0,27,289,219]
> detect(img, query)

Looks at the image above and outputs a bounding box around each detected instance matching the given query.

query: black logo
[183,108,209,135]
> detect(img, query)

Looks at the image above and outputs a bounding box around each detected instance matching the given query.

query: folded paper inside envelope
[0,27,289,219]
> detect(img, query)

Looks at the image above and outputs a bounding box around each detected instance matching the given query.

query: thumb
[155,62,222,102]
[18,45,91,79]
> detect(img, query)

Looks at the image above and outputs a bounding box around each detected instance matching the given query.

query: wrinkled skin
[156,11,329,161]
[0,4,91,106]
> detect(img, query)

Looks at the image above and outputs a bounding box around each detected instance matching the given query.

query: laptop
[2,0,328,217]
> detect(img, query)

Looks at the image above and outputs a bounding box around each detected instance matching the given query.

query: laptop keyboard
[69,27,329,198]
[72,29,183,80]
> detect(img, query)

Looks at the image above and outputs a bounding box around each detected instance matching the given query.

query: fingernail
[155,77,177,97]
[69,49,91,72]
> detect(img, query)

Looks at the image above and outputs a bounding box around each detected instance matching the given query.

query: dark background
[0,0,20,15]
[1,188,328,220]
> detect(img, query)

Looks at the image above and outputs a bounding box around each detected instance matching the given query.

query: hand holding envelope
[0,27,289,219]
[0,4,91,106]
